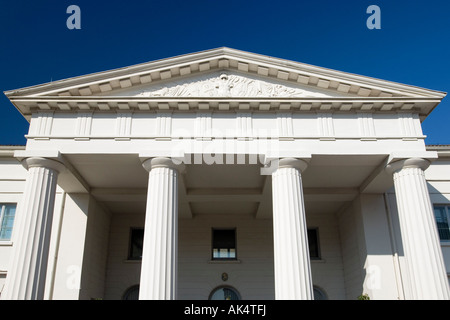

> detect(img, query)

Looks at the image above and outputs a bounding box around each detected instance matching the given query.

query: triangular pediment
[5,47,445,118]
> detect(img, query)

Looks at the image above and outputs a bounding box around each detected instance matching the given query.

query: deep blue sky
[0,0,449,145]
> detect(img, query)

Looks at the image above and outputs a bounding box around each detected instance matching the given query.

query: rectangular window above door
[212,228,236,260]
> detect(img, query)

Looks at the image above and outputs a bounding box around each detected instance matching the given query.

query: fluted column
[272,158,313,300]
[387,158,450,299]
[139,157,184,300]
[2,157,64,300]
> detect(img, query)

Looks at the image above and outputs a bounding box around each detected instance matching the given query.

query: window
[122,285,140,300]
[209,286,240,300]
[212,229,236,260]
[0,204,16,241]
[313,286,328,300]
[128,228,144,260]
[433,205,450,241]
[307,228,320,259]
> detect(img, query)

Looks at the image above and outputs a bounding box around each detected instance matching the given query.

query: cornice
[7,96,441,116]
[426,145,450,158]
[0,145,25,158]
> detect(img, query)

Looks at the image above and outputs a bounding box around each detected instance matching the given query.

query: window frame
[211,228,237,261]
[433,204,450,242]
[0,203,16,241]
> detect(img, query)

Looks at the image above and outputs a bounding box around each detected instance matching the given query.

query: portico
[1,48,449,300]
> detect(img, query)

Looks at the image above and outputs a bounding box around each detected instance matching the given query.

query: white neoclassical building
[0,48,449,300]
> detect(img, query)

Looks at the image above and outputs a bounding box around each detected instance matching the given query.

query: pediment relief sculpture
[136,73,331,98]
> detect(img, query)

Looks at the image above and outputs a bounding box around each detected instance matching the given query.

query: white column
[139,157,184,300]
[387,158,450,299]
[2,157,64,300]
[271,157,313,300]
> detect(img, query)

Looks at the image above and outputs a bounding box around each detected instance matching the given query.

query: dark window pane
[129,228,144,260]
[308,229,320,259]
[434,206,450,241]
[0,204,16,241]
[212,229,236,259]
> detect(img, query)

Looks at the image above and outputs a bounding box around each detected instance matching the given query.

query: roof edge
[4,47,447,99]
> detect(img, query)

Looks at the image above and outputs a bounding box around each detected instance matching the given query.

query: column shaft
[139,158,182,300]
[272,158,313,300]
[389,158,450,299]
[2,158,63,300]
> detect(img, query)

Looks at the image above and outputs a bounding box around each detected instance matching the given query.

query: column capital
[277,157,309,172]
[141,157,186,173]
[386,157,431,175]
[22,157,66,173]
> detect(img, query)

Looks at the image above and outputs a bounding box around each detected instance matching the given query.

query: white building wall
[48,193,89,299]
[337,199,365,299]
[46,193,111,300]
[424,157,450,284]
[103,211,144,300]
[79,196,111,300]
[0,156,27,297]
[306,211,346,300]
[178,213,274,300]
[103,209,347,300]
[337,194,401,300]
[358,194,400,300]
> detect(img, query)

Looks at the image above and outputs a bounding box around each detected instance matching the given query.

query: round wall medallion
[221,272,228,281]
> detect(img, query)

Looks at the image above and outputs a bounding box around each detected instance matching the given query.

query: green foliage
[357,293,370,300]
